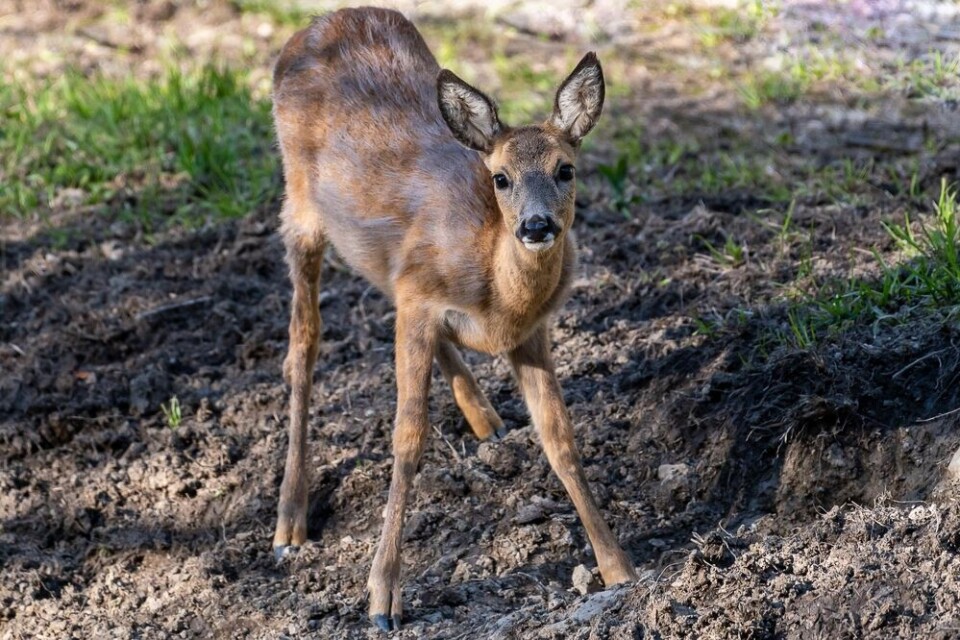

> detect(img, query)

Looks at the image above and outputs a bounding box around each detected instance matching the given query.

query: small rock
[639,569,659,584]
[490,613,516,640]
[51,187,86,209]
[477,441,499,466]
[99,240,124,261]
[513,503,547,525]
[570,587,626,623]
[657,463,689,482]
[423,612,444,624]
[908,505,932,522]
[109,220,134,239]
[572,564,600,596]
[948,446,960,481]
[479,442,527,478]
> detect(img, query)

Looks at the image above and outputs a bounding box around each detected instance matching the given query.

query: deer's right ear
[437,69,502,154]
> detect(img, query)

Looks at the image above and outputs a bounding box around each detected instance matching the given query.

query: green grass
[739,46,960,108]
[161,395,183,429]
[737,49,878,110]
[699,234,747,268]
[775,179,960,348]
[881,179,960,305]
[421,18,558,123]
[597,155,639,216]
[739,69,808,110]
[899,50,960,100]
[607,128,794,204]
[655,0,777,48]
[491,53,571,123]
[696,1,778,48]
[609,122,920,209]
[0,65,277,225]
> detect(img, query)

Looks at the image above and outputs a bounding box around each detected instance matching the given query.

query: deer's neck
[492,231,570,319]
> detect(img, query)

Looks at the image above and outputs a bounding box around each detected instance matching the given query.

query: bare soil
[4,1,960,638]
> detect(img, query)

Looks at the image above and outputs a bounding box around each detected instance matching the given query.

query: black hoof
[371,614,391,632]
[495,426,509,440]
[392,614,401,630]
[274,545,299,562]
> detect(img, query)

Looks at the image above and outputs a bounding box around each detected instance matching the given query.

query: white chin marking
[522,236,555,252]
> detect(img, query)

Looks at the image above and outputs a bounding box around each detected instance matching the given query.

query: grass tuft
[0,65,277,225]
[161,396,183,429]
[900,50,960,100]
[775,179,960,349]
[597,155,639,216]
[881,178,960,305]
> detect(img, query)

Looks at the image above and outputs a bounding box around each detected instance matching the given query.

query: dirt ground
[4,1,960,638]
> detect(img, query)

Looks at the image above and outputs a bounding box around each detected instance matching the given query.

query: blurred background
[3,0,958,228]
[3,1,960,638]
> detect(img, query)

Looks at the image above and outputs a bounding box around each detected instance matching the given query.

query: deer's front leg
[368,304,437,631]
[508,325,637,586]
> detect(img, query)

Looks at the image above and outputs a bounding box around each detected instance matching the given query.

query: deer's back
[274,8,497,300]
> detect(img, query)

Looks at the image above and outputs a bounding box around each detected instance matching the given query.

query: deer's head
[438,53,605,253]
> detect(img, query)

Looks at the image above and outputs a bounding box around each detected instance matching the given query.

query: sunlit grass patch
[652,0,778,42]
[879,179,960,306]
[695,0,778,48]
[606,129,793,206]
[897,50,960,101]
[0,65,277,225]
[775,179,960,348]
[420,16,584,124]
[738,54,863,109]
[736,47,888,111]
[492,54,557,122]
[737,46,960,110]
[738,70,806,109]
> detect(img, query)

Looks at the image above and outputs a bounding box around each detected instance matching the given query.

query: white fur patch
[521,235,556,252]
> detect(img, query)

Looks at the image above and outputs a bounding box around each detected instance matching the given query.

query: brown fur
[271,7,636,629]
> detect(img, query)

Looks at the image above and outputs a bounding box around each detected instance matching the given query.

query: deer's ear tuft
[437,69,502,153]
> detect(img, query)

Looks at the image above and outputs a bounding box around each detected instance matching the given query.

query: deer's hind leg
[436,340,506,441]
[273,196,326,558]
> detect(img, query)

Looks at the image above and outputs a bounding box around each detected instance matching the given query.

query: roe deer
[271,7,638,630]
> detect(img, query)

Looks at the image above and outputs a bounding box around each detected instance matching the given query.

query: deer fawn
[271,7,637,630]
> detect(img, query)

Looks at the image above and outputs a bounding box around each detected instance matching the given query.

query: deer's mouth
[516,214,560,251]
[521,235,556,252]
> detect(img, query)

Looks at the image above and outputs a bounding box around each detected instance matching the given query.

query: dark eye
[557,165,575,182]
[493,173,509,190]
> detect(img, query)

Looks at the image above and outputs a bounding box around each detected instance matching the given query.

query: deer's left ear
[549,52,605,145]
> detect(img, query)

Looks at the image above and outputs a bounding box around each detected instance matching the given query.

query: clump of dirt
[4,1,960,639]
[501,498,960,640]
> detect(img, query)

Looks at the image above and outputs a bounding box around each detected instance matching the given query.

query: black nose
[518,215,554,243]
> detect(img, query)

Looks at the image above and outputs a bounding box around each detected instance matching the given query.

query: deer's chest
[442,306,545,355]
